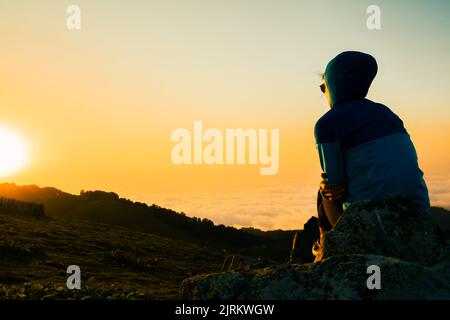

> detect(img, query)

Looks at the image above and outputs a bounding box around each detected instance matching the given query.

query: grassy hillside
[0,213,224,299]
[0,183,298,261]
[1,183,448,300]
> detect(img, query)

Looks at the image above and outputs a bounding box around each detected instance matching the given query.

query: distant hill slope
[431,207,450,231]
[1,183,448,261]
[0,183,301,262]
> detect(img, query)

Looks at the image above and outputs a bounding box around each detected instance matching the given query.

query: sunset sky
[1,0,449,230]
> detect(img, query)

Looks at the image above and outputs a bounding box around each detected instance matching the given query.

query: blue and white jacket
[315,51,430,213]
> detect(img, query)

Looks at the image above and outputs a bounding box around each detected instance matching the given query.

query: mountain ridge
[1,182,449,262]
[0,183,303,262]
[0,183,449,300]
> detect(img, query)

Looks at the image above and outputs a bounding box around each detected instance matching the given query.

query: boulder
[294,217,319,263]
[180,198,450,300]
[314,198,446,266]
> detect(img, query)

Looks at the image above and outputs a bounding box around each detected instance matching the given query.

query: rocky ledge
[180,198,450,299]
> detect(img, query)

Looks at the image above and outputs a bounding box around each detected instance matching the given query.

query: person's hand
[319,173,346,200]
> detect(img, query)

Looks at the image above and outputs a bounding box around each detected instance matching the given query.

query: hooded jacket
[315,51,430,212]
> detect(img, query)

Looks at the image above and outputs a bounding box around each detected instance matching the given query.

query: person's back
[315,51,430,214]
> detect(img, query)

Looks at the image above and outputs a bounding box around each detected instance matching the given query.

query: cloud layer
[121,174,450,231]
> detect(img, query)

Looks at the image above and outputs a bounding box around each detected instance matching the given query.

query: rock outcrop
[293,216,319,263]
[180,198,450,300]
[0,198,45,218]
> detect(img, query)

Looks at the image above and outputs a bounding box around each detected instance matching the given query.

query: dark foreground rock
[314,198,448,265]
[180,198,450,300]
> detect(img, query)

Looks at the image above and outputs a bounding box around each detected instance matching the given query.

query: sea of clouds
[121,173,450,231]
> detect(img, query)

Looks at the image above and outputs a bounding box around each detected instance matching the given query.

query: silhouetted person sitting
[314,51,430,240]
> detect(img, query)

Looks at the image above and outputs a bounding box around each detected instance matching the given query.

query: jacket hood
[324,51,378,106]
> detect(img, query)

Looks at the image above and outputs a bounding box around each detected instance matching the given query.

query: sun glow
[0,127,28,177]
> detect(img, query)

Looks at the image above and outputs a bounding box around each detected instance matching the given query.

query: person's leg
[313,192,331,258]
[313,191,344,259]
[317,191,332,233]
[321,195,344,227]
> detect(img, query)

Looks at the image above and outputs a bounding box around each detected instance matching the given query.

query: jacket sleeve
[314,117,346,185]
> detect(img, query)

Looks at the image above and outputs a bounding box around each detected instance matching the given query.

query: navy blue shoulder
[314,99,407,149]
[314,108,339,143]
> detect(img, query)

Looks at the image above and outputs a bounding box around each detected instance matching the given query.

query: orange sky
[1,1,450,230]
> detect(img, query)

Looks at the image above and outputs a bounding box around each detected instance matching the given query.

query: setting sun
[0,127,28,177]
